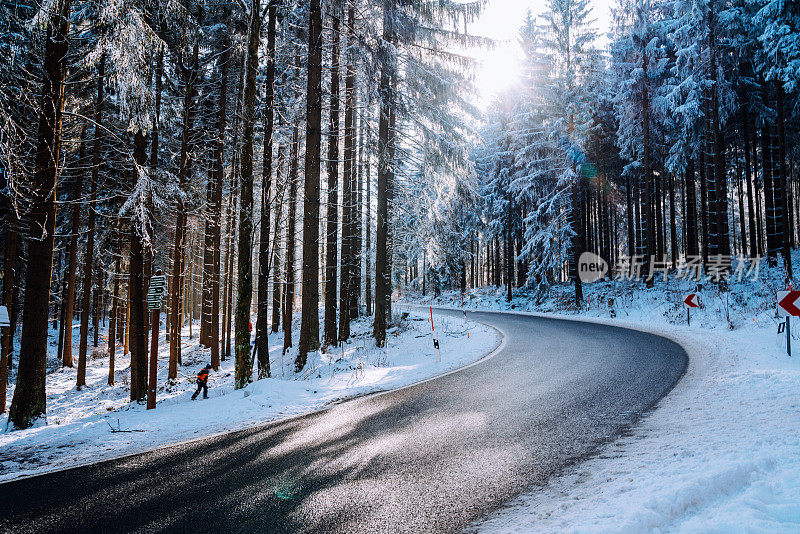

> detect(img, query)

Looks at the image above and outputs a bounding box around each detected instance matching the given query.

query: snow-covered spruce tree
[752,0,798,277]
[371,0,484,346]
[610,0,672,287]
[474,5,600,302]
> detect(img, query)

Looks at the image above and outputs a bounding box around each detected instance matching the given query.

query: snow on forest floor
[0,309,498,482]
[404,254,800,532]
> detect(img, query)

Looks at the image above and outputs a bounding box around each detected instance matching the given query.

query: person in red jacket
[191,364,212,400]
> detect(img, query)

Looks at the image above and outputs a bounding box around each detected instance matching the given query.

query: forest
[0,0,798,431]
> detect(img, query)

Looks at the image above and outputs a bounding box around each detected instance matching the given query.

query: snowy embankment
[406,256,800,532]
[0,310,498,483]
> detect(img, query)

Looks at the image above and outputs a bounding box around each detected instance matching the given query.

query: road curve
[0,310,686,533]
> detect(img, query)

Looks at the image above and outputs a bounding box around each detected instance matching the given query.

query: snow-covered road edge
[454,306,800,532]
[0,311,502,484]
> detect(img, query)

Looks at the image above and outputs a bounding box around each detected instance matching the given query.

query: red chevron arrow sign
[683,294,699,309]
[777,291,800,317]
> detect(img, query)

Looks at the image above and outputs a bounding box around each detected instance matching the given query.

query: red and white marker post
[777,289,800,357]
[683,293,700,326]
[430,306,440,362]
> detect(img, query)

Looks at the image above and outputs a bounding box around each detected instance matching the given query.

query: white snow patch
[407,258,800,533]
[465,320,800,533]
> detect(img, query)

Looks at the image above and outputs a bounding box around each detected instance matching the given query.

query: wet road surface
[0,310,687,533]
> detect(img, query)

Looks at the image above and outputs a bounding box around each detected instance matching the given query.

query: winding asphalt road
[0,310,686,533]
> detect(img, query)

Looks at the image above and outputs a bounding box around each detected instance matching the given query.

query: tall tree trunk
[340,3,357,341]
[752,126,764,256]
[93,259,102,348]
[626,175,635,256]
[741,104,758,258]
[351,102,363,321]
[223,55,245,362]
[0,193,19,413]
[685,159,698,258]
[365,113,372,317]
[129,132,149,402]
[324,7,341,347]
[735,144,747,256]
[283,125,299,354]
[669,173,678,268]
[506,192,513,302]
[62,132,87,369]
[209,93,225,369]
[271,146,286,334]
[256,3,277,378]
[207,47,228,369]
[224,171,239,361]
[699,152,709,264]
[297,0,323,370]
[641,65,655,287]
[762,105,778,263]
[108,230,120,386]
[169,46,198,380]
[77,56,104,388]
[234,0,261,389]
[776,82,793,278]
[709,24,730,260]
[10,0,72,429]
[374,0,395,347]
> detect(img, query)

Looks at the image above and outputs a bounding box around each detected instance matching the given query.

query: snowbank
[466,317,800,532]
[0,310,499,482]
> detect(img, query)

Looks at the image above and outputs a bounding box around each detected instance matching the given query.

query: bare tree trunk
[234,0,261,389]
[640,46,654,289]
[0,193,19,413]
[741,104,758,258]
[129,132,149,402]
[365,111,372,317]
[297,0,324,370]
[169,44,198,380]
[93,258,102,348]
[223,59,244,362]
[374,0,395,347]
[324,4,341,348]
[77,56,104,388]
[669,173,678,268]
[685,159,699,257]
[340,2,357,341]
[256,1,277,378]
[62,132,87,369]
[10,0,72,429]
[272,146,286,334]
[284,125,300,355]
[108,231,120,386]
[352,102,363,321]
[208,47,227,369]
[776,82,793,278]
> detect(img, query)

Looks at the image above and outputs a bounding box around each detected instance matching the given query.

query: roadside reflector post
[147,271,167,409]
[430,306,440,362]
